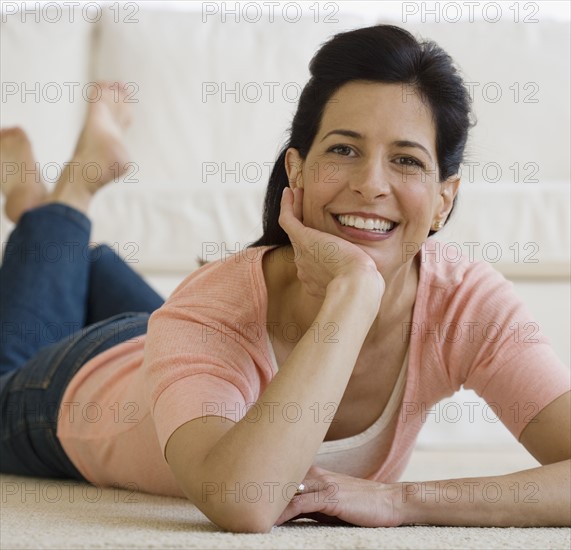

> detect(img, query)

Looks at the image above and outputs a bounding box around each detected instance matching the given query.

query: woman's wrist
[326,272,383,318]
[381,483,413,527]
[390,482,422,526]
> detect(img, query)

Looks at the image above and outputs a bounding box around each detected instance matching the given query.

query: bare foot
[47,81,133,214]
[0,127,48,223]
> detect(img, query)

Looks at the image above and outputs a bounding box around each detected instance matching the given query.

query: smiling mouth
[334,214,397,233]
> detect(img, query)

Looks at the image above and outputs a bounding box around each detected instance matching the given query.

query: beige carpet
[1,450,570,549]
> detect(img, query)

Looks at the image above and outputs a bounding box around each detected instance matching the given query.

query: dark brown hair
[250,24,473,247]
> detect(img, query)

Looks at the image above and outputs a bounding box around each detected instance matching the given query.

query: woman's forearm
[396,459,571,527]
[198,275,380,531]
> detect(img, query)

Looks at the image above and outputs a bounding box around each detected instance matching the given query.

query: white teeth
[337,214,395,232]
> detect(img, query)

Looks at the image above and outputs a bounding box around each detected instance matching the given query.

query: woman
[1,25,569,532]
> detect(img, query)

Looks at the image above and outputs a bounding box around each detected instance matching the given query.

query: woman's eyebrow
[320,130,433,162]
[320,129,363,141]
[393,140,433,162]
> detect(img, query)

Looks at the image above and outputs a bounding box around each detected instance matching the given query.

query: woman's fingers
[292,187,303,222]
[277,184,385,304]
[275,468,400,528]
[278,187,303,238]
[275,491,328,525]
[280,512,353,526]
[275,470,340,525]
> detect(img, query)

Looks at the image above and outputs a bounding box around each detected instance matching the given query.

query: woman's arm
[166,187,385,532]
[399,459,570,527]
[276,391,571,527]
[402,390,571,526]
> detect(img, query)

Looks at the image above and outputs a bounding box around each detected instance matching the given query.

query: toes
[1,126,29,145]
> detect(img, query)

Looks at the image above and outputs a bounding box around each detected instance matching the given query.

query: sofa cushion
[0,5,93,166]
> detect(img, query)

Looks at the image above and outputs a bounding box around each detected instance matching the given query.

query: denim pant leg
[0,203,164,479]
[0,312,150,479]
[0,204,92,376]
[85,244,164,325]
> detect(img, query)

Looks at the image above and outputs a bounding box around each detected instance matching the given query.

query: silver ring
[294,483,305,496]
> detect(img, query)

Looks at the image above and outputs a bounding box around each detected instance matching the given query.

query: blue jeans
[0,204,164,479]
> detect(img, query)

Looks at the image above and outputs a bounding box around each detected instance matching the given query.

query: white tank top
[266,334,409,478]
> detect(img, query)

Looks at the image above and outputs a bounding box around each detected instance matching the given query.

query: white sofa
[1,3,569,455]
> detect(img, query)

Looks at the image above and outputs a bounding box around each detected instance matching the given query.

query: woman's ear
[437,174,461,220]
[285,148,304,189]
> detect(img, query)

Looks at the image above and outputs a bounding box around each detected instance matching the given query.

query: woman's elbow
[194,498,278,533]
[219,517,274,534]
[209,506,276,533]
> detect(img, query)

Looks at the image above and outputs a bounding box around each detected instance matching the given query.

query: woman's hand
[275,466,401,528]
[278,187,385,305]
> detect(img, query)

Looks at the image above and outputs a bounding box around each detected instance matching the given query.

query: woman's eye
[396,156,425,169]
[328,145,354,156]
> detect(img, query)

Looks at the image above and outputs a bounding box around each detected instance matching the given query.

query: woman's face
[285,80,459,278]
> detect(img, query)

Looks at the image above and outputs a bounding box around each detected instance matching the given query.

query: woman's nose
[349,159,391,201]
